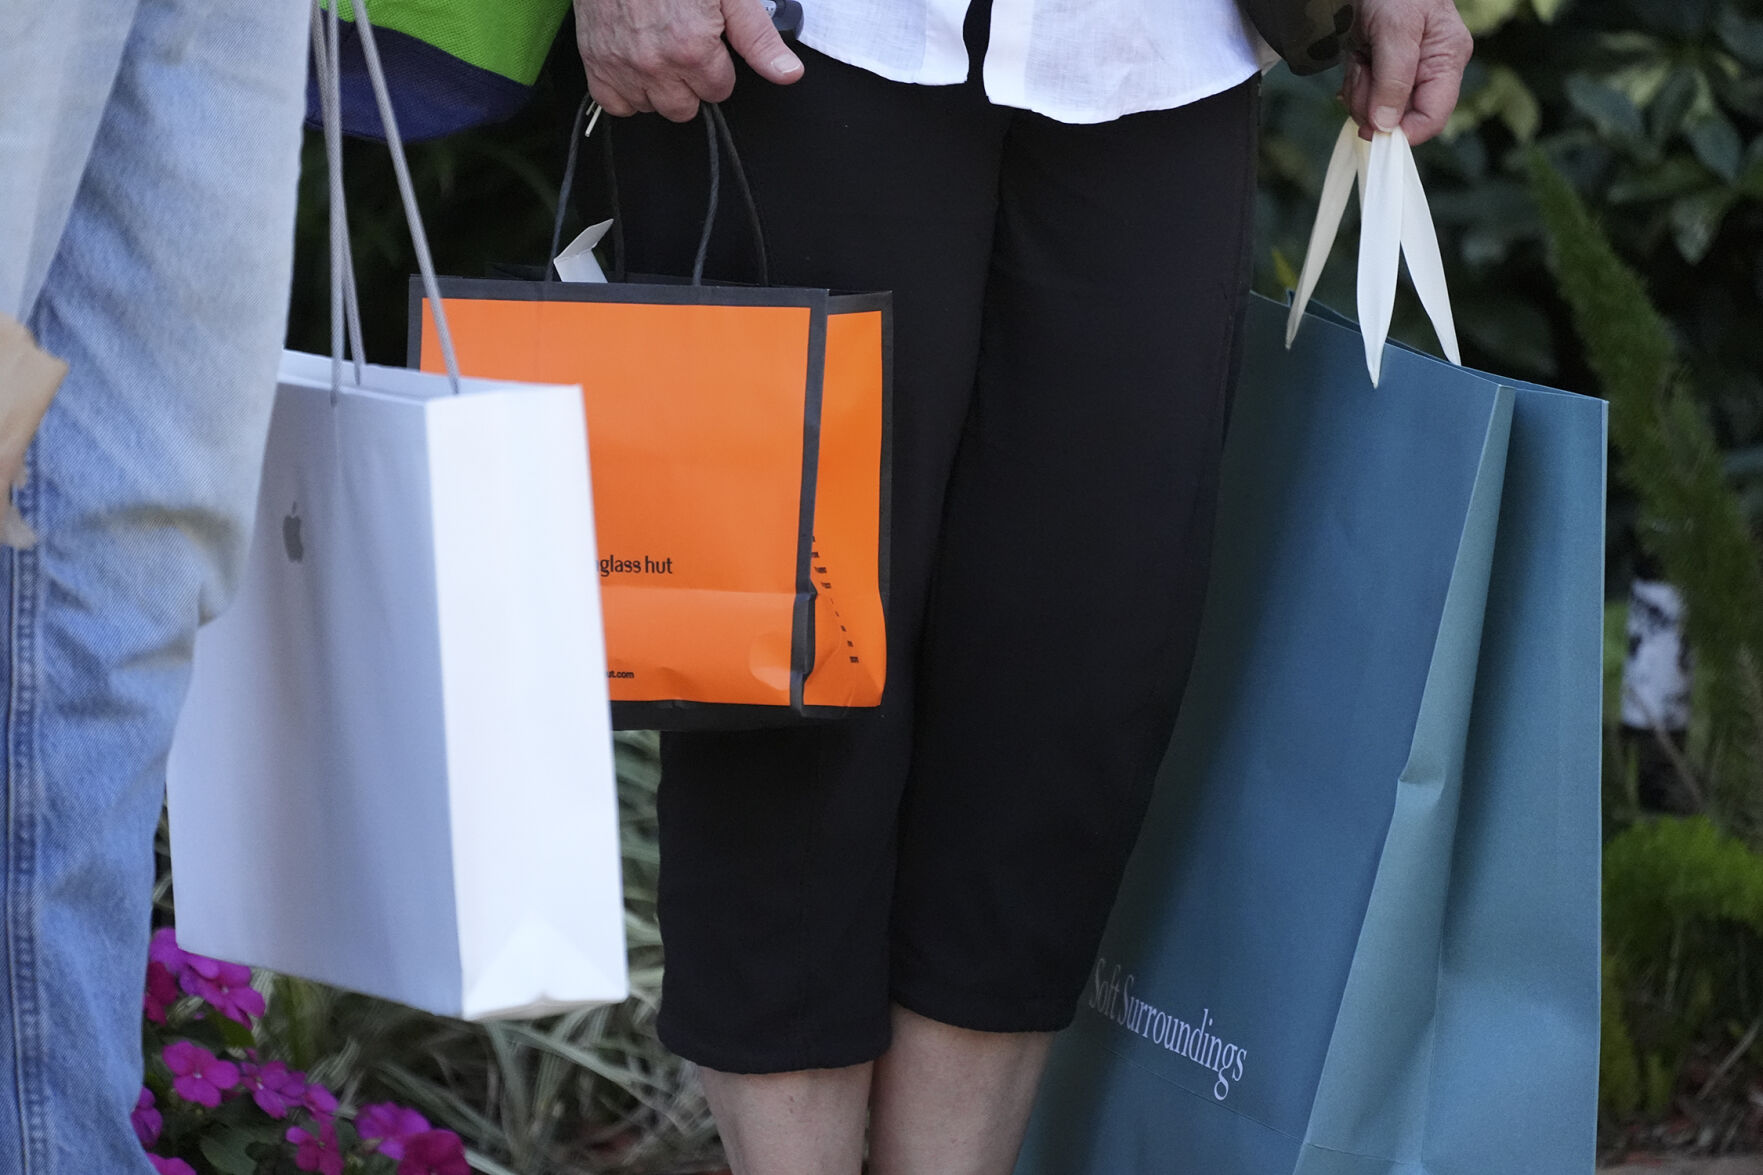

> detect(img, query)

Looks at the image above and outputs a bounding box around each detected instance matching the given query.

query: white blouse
[798,0,1271,124]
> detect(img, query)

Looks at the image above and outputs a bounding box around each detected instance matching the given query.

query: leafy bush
[1530,142,1763,838]
[1258,0,1763,575]
[1526,88,1763,1142]
[1601,817,1763,1127]
[1606,817,1763,958]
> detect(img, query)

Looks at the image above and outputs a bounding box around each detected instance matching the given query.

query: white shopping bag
[165,0,627,1020]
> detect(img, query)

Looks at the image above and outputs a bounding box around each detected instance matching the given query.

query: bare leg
[867,1004,1053,1175]
[700,1062,873,1175]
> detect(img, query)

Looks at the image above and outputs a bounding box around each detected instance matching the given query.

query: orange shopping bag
[411,108,891,729]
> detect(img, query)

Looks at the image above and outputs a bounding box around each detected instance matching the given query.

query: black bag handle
[548,95,770,288]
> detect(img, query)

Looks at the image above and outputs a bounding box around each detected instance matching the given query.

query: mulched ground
[1602,1161,1763,1174]
[1601,1045,1763,1166]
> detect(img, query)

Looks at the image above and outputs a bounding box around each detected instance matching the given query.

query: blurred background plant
[252,0,1763,1169]
[1528,135,1763,1157]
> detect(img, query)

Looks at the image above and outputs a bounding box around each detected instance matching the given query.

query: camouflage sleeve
[1237,0,1355,74]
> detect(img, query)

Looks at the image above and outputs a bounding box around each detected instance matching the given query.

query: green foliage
[1446,65,1542,142]
[1601,949,1645,1118]
[1606,816,1763,950]
[1530,150,1763,838]
[1457,0,1561,35]
[1517,57,1763,1125]
[1605,601,1631,727]
[1457,0,1763,269]
[1522,152,1675,406]
[1601,817,1763,1121]
[1644,1051,1681,1119]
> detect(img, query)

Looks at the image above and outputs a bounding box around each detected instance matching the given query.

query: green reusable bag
[309,0,571,141]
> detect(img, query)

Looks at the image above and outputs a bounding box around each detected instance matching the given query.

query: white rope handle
[1285,120,1461,386]
[312,0,462,394]
[311,2,365,395]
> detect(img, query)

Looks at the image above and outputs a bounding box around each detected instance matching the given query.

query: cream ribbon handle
[1285,120,1462,386]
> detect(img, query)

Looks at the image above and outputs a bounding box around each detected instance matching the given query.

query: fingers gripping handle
[1285,120,1461,386]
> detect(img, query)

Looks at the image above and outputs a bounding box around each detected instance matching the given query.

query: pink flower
[239,1059,307,1119]
[287,1119,345,1175]
[131,1087,161,1147]
[179,953,265,1025]
[143,961,180,1025]
[358,1102,432,1159]
[148,1157,198,1175]
[162,1041,240,1108]
[149,927,189,976]
[302,1081,338,1122]
[396,1130,469,1175]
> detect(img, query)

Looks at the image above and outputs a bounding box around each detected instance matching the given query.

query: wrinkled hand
[573,0,803,122]
[1340,0,1473,146]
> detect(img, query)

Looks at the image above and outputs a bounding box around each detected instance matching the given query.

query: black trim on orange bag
[612,698,886,729]
[409,274,851,731]
[407,274,829,337]
[791,310,828,713]
[408,96,894,730]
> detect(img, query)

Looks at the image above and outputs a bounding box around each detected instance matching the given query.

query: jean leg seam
[7,468,48,1175]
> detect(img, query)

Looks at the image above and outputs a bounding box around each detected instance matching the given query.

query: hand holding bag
[167,0,627,1021]
[412,102,894,730]
[1016,122,1605,1174]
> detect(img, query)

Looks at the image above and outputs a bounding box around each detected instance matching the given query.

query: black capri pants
[593,5,1260,1074]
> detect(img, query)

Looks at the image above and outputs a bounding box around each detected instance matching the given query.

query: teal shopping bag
[1016,126,1605,1175]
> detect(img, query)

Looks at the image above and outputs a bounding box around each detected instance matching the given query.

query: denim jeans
[0,1,308,1169]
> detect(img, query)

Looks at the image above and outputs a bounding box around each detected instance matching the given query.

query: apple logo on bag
[283,503,305,563]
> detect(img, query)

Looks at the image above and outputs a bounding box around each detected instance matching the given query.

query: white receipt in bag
[167,352,627,1020]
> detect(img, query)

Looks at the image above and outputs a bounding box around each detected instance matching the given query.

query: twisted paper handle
[312,0,461,395]
[1285,121,1461,386]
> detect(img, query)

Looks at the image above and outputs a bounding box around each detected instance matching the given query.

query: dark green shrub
[1531,146,1763,838]
[1601,817,1763,1118]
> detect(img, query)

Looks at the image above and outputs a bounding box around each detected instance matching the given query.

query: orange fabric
[419,296,814,707]
[804,309,887,709]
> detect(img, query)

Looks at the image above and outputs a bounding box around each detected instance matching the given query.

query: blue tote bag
[1016,124,1606,1175]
